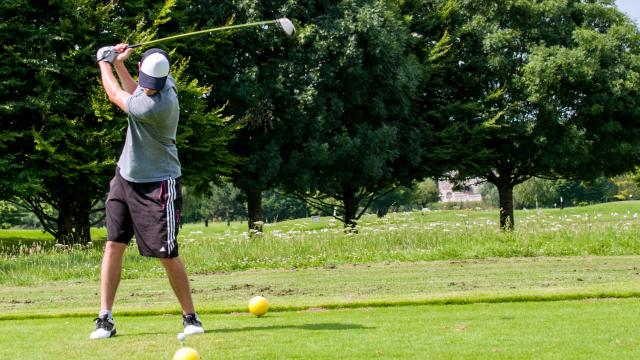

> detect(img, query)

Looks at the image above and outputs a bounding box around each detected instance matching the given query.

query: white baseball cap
[139,48,170,90]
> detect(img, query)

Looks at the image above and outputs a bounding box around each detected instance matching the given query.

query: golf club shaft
[127,20,277,49]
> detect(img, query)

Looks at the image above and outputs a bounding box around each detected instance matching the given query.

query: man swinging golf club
[91,44,203,339]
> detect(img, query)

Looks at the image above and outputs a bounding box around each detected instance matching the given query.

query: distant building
[438,179,483,203]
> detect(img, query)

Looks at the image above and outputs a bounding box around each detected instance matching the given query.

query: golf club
[127,17,295,49]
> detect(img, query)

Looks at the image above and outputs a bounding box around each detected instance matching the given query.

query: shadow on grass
[114,323,372,339]
[115,330,177,338]
[212,322,373,333]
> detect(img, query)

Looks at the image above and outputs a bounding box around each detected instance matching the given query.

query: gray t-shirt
[118,76,181,182]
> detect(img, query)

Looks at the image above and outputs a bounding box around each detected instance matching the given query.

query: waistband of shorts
[115,167,181,184]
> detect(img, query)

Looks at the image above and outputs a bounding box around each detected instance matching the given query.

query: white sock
[99,310,113,319]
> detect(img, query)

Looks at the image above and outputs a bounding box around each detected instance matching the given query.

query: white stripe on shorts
[166,178,177,254]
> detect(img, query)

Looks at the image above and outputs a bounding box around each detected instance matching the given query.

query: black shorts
[106,168,181,258]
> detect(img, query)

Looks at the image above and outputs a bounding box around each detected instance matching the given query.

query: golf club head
[277,18,295,36]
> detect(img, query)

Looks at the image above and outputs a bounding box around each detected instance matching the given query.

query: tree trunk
[56,201,74,245]
[246,188,263,233]
[376,206,389,218]
[75,196,91,244]
[56,195,92,245]
[497,181,515,230]
[342,189,358,231]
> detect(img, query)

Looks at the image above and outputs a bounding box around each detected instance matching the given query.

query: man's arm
[99,61,130,113]
[113,44,137,94]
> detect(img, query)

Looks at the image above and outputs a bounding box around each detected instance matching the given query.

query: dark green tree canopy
[0,0,238,243]
[1,1,126,242]
[167,0,303,230]
[277,0,427,228]
[408,0,640,229]
[3,0,640,236]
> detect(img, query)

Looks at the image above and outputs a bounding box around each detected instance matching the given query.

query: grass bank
[2,256,640,319]
[1,201,640,285]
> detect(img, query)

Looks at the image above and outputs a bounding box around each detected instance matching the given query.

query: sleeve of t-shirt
[126,91,154,122]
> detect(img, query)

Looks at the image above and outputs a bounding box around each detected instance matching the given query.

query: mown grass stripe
[3,290,640,321]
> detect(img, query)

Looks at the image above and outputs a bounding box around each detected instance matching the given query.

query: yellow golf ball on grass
[249,295,269,317]
[173,347,200,360]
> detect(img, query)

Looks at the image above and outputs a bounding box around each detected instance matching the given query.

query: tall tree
[170,0,445,230]
[279,0,426,229]
[1,1,126,243]
[0,0,237,243]
[409,0,640,229]
[169,0,300,231]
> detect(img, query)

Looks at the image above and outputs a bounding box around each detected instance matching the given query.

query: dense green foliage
[277,0,430,229]
[0,1,237,243]
[2,0,640,237]
[405,0,640,229]
[166,0,302,230]
[261,190,310,222]
[167,0,436,229]
[1,1,126,243]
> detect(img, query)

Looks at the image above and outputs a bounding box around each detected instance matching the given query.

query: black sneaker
[90,315,116,339]
[182,313,204,335]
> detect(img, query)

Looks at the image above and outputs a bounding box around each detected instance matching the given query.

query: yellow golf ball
[173,347,200,360]
[249,296,269,317]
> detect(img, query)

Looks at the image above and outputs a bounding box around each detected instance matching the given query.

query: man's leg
[91,241,126,339]
[160,256,204,334]
[100,241,127,311]
[159,256,195,314]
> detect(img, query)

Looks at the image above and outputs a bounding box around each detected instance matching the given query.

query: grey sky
[616,0,640,23]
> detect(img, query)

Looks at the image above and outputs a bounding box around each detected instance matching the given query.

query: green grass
[2,202,640,358]
[2,299,639,359]
[2,255,640,319]
[2,201,640,285]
